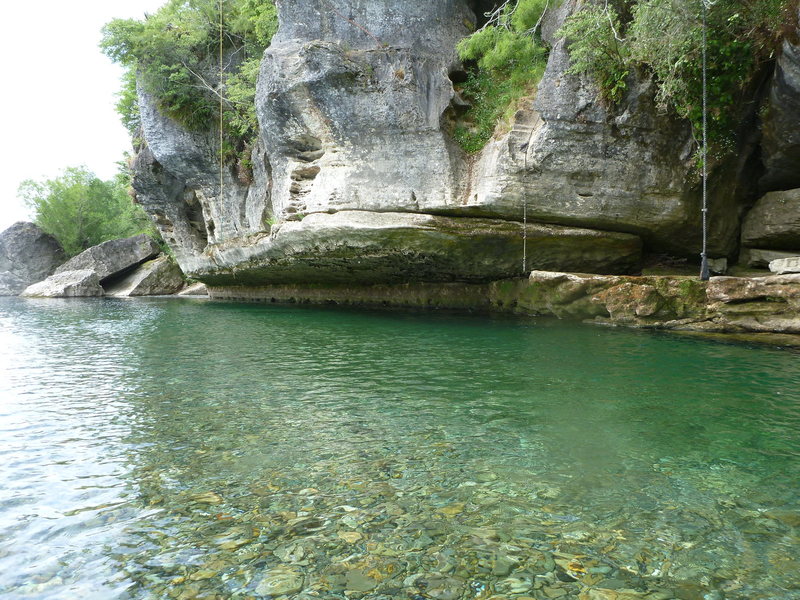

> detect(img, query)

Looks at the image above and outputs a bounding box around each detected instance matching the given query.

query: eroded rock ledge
[206,271,800,342]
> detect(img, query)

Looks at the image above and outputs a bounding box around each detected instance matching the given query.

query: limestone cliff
[130,0,800,291]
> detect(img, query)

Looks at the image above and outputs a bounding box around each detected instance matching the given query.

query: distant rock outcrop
[0,222,65,296]
[55,234,160,282]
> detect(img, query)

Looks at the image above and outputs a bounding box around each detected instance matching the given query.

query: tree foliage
[19,167,157,257]
[559,0,796,143]
[455,0,551,152]
[101,0,278,146]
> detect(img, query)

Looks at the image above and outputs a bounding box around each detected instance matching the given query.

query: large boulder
[54,234,160,282]
[741,188,800,251]
[21,270,104,298]
[0,222,65,295]
[104,255,185,297]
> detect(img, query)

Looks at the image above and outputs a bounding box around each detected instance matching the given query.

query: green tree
[19,166,157,257]
[101,0,278,146]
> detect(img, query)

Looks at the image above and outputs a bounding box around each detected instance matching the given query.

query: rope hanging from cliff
[219,0,225,205]
[700,0,712,281]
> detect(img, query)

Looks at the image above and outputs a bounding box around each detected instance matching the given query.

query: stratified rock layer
[0,222,65,295]
[195,211,642,285]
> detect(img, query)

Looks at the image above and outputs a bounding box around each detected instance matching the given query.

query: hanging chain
[219,0,224,203]
[700,0,711,281]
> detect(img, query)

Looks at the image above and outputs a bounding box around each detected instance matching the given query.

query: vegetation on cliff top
[101,0,278,155]
[19,167,157,257]
[455,0,550,153]
[458,0,795,153]
[560,0,796,145]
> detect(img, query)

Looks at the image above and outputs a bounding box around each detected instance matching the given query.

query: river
[1,297,798,599]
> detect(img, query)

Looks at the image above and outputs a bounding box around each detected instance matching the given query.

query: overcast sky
[0,0,167,233]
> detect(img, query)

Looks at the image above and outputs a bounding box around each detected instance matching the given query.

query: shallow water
[0,297,798,600]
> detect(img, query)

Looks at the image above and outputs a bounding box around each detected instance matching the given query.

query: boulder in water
[0,222,65,296]
[21,270,104,298]
[54,234,160,282]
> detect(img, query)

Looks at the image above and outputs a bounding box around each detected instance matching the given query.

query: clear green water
[0,297,798,600]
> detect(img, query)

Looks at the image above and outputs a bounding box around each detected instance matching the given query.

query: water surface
[0,297,798,599]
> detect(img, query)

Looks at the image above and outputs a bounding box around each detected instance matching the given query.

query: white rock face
[256,0,473,220]
[769,257,800,275]
[21,270,104,298]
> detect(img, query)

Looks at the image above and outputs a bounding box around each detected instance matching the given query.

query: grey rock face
[469,21,743,257]
[54,235,160,281]
[741,188,800,251]
[256,0,473,220]
[104,256,185,297]
[740,247,799,269]
[760,19,800,192]
[21,270,104,298]
[0,222,65,295]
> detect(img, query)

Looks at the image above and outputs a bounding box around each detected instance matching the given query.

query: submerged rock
[0,222,65,295]
[21,270,104,298]
[254,565,304,596]
[54,234,160,282]
[104,255,185,297]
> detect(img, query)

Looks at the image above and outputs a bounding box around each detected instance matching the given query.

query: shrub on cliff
[19,167,157,257]
[101,0,278,148]
[559,0,796,146]
[455,0,551,152]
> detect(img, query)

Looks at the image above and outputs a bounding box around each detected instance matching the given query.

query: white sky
[0,0,167,233]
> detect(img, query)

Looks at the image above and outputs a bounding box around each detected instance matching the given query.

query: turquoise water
[0,297,798,600]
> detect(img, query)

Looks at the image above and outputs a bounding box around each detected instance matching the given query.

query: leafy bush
[559,0,796,144]
[558,4,629,103]
[101,0,277,145]
[19,167,158,257]
[454,0,551,152]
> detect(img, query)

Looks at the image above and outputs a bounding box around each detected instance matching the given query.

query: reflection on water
[0,297,798,599]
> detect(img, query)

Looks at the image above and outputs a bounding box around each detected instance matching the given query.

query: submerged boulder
[104,255,185,297]
[54,234,160,282]
[21,270,104,298]
[0,222,65,295]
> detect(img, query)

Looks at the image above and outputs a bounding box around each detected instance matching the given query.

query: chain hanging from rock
[219,0,225,204]
[700,0,712,281]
